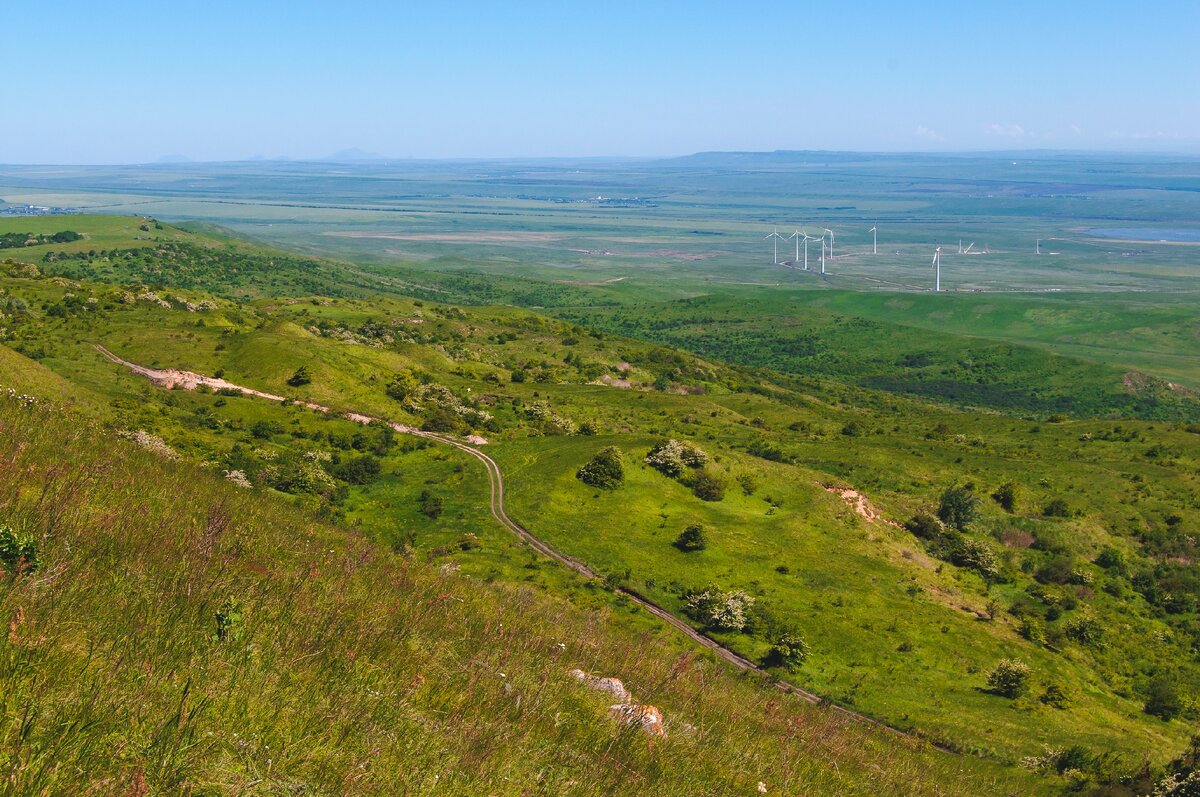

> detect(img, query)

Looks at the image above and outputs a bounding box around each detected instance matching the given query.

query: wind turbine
[788,230,802,268]
[765,227,785,265]
[1035,239,1042,255]
[823,228,835,261]
[802,230,817,270]
[932,247,942,292]
[870,225,877,255]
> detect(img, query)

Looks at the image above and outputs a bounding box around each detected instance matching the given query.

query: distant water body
[1089,227,1200,242]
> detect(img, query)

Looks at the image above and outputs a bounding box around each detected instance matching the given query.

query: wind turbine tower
[765,227,785,265]
[870,225,877,255]
[932,247,942,292]
[824,228,835,261]
[1036,239,1042,255]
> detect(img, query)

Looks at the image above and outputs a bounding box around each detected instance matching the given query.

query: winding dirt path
[95,344,944,752]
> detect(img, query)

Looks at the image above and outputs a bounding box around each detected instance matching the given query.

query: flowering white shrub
[685,587,754,632]
[119,429,180,461]
[224,469,252,488]
[644,439,709,477]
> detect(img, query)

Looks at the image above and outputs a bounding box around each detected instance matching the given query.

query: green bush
[1063,612,1104,647]
[986,658,1031,698]
[674,523,707,552]
[992,481,1019,513]
[1144,675,1183,721]
[1042,498,1071,518]
[1039,683,1069,709]
[938,486,979,531]
[214,597,244,642]
[764,633,810,672]
[691,469,726,502]
[576,446,624,490]
[418,490,444,520]
[286,365,312,387]
[904,513,942,540]
[0,525,38,574]
[330,454,382,485]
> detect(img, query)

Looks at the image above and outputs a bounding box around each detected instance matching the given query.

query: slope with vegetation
[2,214,1198,794]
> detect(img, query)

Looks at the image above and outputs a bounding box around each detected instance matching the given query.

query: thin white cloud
[986,123,1031,139]
[915,125,945,142]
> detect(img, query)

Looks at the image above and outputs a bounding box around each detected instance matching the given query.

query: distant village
[0,203,79,217]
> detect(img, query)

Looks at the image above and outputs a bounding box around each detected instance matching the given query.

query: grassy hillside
[2,215,1198,792]
[1,386,1037,795]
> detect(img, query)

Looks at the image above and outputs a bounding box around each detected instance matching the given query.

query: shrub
[286,365,312,387]
[1019,616,1046,645]
[992,481,1019,513]
[250,419,284,439]
[763,633,810,672]
[418,490,444,519]
[1040,683,1069,709]
[938,485,979,531]
[576,446,624,490]
[644,439,708,478]
[385,368,422,401]
[0,525,38,574]
[904,513,943,540]
[1062,612,1104,647]
[1144,675,1183,721]
[840,421,863,437]
[214,598,244,641]
[1042,498,1071,518]
[685,587,754,632]
[1094,545,1127,573]
[1035,555,1076,585]
[674,523,707,552]
[331,454,382,485]
[986,658,1031,698]
[950,536,1000,580]
[691,469,726,502]
[737,473,759,496]
[421,408,464,434]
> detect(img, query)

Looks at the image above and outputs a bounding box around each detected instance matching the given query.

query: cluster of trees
[0,230,81,249]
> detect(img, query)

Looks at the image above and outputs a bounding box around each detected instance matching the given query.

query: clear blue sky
[4,0,1198,163]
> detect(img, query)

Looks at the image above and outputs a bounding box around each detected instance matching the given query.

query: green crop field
[1,153,1199,795]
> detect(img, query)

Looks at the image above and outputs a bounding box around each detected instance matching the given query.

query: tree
[691,469,726,502]
[287,365,312,387]
[992,481,1019,513]
[938,485,979,531]
[674,523,707,552]
[1144,675,1183,721]
[764,633,810,672]
[986,658,1031,698]
[576,446,624,490]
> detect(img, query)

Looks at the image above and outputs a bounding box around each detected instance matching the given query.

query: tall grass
[0,394,1037,795]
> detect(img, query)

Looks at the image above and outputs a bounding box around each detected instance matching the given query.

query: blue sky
[3,0,1198,162]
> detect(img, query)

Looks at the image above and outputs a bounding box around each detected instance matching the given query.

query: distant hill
[321,146,388,162]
